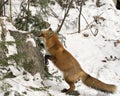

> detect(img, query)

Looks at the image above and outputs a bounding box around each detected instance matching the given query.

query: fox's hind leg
[61,76,80,95]
[61,82,75,93]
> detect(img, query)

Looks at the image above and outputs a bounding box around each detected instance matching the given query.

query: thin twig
[55,0,74,33]
[68,12,104,36]
[81,13,95,36]
[47,6,59,18]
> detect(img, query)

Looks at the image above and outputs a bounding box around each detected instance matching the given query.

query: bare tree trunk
[56,0,74,33]
[9,30,47,79]
[0,0,4,16]
[28,0,30,11]
[10,0,12,20]
[0,18,7,65]
[26,0,30,31]
[0,0,9,16]
[3,0,5,16]
[78,0,84,33]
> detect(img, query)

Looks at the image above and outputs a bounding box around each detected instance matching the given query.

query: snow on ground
[0,0,120,96]
[65,34,120,96]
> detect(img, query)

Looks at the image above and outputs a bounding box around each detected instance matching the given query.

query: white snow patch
[26,35,36,47]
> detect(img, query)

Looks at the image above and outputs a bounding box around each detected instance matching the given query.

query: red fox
[38,28,116,94]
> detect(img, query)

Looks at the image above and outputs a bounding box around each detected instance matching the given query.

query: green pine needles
[15,0,51,36]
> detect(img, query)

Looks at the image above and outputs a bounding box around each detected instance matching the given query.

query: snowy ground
[0,0,120,96]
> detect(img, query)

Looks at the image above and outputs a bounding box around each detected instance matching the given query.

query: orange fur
[38,28,116,94]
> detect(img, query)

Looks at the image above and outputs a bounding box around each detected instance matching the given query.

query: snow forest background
[0,0,120,96]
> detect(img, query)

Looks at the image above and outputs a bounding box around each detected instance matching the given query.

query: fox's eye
[48,31,53,36]
[38,33,44,37]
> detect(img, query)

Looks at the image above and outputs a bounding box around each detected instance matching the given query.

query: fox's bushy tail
[82,74,116,93]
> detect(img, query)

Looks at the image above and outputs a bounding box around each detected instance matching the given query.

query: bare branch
[0,0,9,15]
[55,0,74,33]
[67,12,104,36]
[47,6,59,19]
[78,0,84,33]
[81,13,94,35]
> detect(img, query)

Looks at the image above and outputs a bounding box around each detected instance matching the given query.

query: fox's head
[38,28,54,39]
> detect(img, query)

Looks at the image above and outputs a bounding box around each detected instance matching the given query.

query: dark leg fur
[40,43,45,48]
[44,55,56,64]
[45,55,50,65]
[116,0,120,9]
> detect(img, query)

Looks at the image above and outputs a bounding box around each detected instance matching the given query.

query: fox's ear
[48,31,53,37]
[49,28,52,31]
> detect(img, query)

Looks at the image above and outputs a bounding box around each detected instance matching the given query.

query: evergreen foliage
[0,41,26,66]
[0,82,12,93]
[0,57,8,66]
[15,0,50,36]
[39,0,50,8]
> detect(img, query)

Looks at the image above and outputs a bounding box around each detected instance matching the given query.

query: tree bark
[78,0,84,33]
[0,0,4,16]
[10,0,12,20]
[9,30,47,79]
[0,0,9,16]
